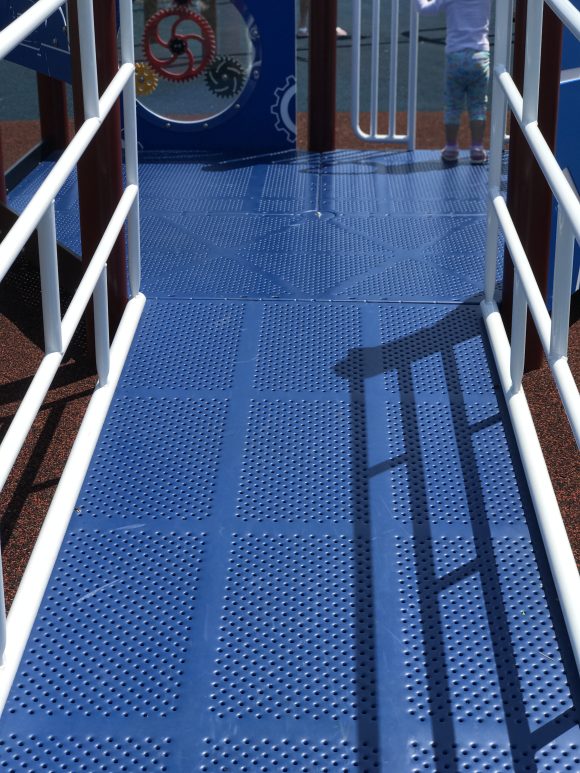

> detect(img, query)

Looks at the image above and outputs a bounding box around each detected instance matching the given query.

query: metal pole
[308,0,337,152]
[502,0,563,372]
[69,0,128,343]
[0,125,6,204]
[36,74,69,155]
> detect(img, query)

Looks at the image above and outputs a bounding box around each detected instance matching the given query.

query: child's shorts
[444,49,490,124]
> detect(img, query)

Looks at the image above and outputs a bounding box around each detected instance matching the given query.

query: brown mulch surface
[298,111,492,151]
[0,261,95,609]
[0,114,577,611]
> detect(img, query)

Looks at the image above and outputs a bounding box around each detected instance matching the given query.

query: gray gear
[205,56,246,98]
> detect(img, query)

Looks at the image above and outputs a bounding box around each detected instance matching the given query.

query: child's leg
[466,50,490,161]
[443,52,466,160]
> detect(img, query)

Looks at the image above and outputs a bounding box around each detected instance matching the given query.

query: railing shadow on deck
[334,299,580,772]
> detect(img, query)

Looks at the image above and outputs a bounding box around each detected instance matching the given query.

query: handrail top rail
[0,0,66,61]
[545,0,580,40]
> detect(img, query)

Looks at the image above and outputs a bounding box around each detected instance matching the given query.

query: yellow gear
[135,62,159,96]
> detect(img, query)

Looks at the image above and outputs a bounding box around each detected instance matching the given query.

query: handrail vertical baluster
[485,0,511,302]
[510,273,528,392]
[523,0,545,125]
[38,202,63,355]
[550,208,576,359]
[119,0,141,298]
[369,0,381,137]
[93,269,110,385]
[406,3,419,150]
[388,0,399,138]
[76,0,99,119]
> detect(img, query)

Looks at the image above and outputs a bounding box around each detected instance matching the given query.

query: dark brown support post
[308,0,337,152]
[204,0,218,33]
[36,74,70,154]
[69,0,127,343]
[502,1,563,371]
[0,125,7,205]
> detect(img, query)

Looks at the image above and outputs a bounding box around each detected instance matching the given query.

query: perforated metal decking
[2,151,580,771]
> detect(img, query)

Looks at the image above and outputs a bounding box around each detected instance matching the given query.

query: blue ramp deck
[2,151,580,771]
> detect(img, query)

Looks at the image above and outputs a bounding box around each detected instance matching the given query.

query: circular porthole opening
[132,0,259,124]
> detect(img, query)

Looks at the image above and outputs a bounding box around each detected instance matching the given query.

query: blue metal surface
[3,150,579,770]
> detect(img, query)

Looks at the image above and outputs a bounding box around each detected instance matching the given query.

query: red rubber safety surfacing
[143,7,216,82]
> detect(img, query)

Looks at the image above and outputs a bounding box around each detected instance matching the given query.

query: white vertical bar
[37,203,63,354]
[485,0,511,301]
[351,0,363,136]
[370,0,381,137]
[388,0,399,137]
[550,207,576,359]
[523,0,544,125]
[504,0,515,143]
[77,0,100,118]
[510,272,528,392]
[407,3,419,150]
[484,203,501,302]
[93,268,110,385]
[118,0,141,297]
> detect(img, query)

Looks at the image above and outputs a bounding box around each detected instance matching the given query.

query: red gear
[143,7,216,82]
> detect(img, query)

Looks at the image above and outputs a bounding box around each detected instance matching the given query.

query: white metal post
[523,0,544,125]
[510,272,528,392]
[351,0,362,137]
[388,0,399,138]
[407,3,419,150]
[550,207,575,359]
[37,203,63,354]
[93,269,111,386]
[485,0,511,301]
[118,0,141,298]
[76,0,100,118]
[370,0,381,137]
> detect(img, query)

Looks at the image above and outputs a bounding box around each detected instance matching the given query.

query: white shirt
[415,0,491,53]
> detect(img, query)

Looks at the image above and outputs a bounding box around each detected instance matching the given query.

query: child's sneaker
[297,26,308,37]
[441,145,459,163]
[470,145,487,164]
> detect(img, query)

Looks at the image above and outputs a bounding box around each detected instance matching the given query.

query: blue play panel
[3,151,579,771]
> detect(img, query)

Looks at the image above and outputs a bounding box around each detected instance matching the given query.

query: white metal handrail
[351,0,419,148]
[0,0,143,685]
[483,0,580,676]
